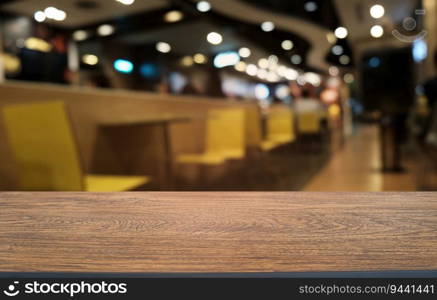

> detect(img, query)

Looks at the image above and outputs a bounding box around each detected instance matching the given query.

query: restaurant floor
[305,125,417,191]
[172,124,420,191]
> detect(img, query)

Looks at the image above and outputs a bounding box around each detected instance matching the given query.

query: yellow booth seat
[297,111,323,134]
[216,108,246,159]
[177,108,246,165]
[261,108,296,151]
[260,140,281,152]
[244,106,263,149]
[84,175,149,192]
[2,101,150,191]
[176,152,227,166]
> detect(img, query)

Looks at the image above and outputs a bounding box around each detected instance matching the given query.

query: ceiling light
[214,51,240,68]
[304,1,318,12]
[194,53,207,64]
[281,40,294,50]
[207,32,223,45]
[297,75,307,86]
[339,55,350,65]
[268,55,278,67]
[234,61,247,72]
[156,42,171,53]
[44,6,66,21]
[332,45,344,55]
[321,88,339,103]
[257,69,268,80]
[238,47,251,58]
[114,59,134,73]
[53,10,66,21]
[275,85,290,99]
[267,72,279,82]
[261,21,275,32]
[44,7,58,19]
[326,32,337,44]
[344,73,355,84]
[334,27,348,39]
[25,37,52,52]
[246,64,258,76]
[255,84,270,100]
[140,63,158,78]
[164,10,183,23]
[291,54,302,65]
[329,66,339,76]
[370,4,385,19]
[116,0,135,5]
[197,1,211,12]
[73,30,88,41]
[277,65,287,77]
[34,11,46,23]
[258,58,269,69]
[97,24,115,36]
[181,56,194,67]
[304,72,322,87]
[285,68,299,80]
[369,57,381,68]
[370,25,384,38]
[82,54,99,66]
[413,39,428,62]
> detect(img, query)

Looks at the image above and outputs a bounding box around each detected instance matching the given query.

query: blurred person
[181,79,199,95]
[271,95,287,107]
[85,74,111,88]
[64,69,80,85]
[422,51,437,144]
[294,88,325,114]
[289,81,302,100]
[156,78,170,94]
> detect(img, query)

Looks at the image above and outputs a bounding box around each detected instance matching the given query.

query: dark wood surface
[0,192,436,273]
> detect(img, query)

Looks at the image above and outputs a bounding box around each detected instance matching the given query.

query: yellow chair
[215,108,246,159]
[2,101,150,191]
[297,111,322,134]
[177,108,246,165]
[261,109,296,151]
[244,106,263,149]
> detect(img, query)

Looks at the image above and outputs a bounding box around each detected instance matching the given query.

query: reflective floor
[305,125,417,191]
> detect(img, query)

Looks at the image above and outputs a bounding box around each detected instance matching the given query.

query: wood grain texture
[0,192,436,273]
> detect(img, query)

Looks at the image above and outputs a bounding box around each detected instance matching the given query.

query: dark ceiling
[241,0,341,29]
[0,0,354,72]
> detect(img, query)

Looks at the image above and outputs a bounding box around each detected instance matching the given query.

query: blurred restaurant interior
[0,0,436,192]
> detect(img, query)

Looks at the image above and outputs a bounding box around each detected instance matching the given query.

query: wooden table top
[0,192,436,273]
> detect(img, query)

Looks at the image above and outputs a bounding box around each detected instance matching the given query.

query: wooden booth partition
[0,81,261,190]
